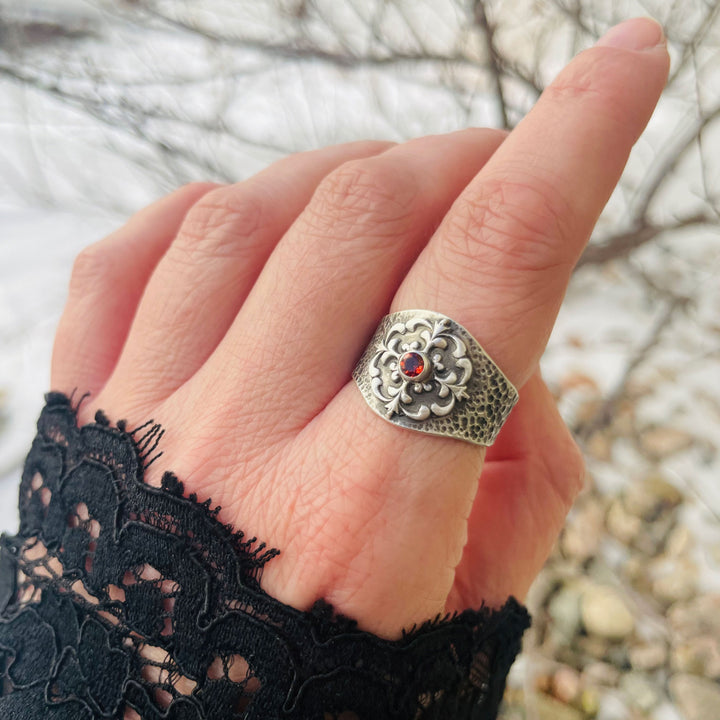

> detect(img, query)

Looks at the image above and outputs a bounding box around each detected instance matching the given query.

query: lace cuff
[0,392,529,719]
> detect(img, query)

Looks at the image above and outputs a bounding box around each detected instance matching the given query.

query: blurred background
[0,1,718,718]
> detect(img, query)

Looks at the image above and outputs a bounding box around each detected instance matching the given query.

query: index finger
[394,17,670,387]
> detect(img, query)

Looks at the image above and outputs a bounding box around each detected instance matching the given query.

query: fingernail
[595,17,665,52]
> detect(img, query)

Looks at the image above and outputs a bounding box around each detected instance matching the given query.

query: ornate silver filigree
[353,310,519,446]
[370,316,472,421]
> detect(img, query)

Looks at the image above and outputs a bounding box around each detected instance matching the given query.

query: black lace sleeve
[0,392,529,720]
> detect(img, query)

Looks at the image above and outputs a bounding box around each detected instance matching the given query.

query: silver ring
[352,310,519,446]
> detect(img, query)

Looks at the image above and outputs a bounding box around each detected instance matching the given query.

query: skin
[51,18,670,639]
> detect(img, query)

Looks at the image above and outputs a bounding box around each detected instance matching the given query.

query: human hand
[51,18,669,639]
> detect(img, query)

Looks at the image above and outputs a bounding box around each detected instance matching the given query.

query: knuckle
[442,176,575,275]
[306,159,417,239]
[69,242,115,297]
[176,182,269,259]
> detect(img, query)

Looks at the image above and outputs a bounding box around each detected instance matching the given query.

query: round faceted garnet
[399,351,425,379]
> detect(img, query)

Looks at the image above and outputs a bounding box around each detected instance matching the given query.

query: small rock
[551,666,581,704]
[669,595,720,637]
[596,692,630,720]
[533,693,584,720]
[665,525,694,558]
[576,635,612,661]
[604,643,631,670]
[586,431,613,462]
[629,641,668,671]
[620,672,661,713]
[581,585,635,640]
[579,687,600,716]
[639,427,694,459]
[671,636,720,680]
[534,674,553,695]
[622,554,651,591]
[669,674,720,720]
[651,559,698,606]
[526,568,561,617]
[634,515,677,556]
[582,661,621,687]
[606,499,642,545]
[624,473,683,520]
[548,584,584,643]
[561,501,603,561]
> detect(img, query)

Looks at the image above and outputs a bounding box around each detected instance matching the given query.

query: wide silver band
[352,310,519,446]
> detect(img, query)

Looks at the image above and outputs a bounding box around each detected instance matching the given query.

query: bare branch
[472,1,509,129]
[576,213,713,268]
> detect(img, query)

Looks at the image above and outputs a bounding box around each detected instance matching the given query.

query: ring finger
[96,140,395,416]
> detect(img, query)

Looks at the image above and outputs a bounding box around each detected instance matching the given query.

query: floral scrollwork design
[369,316,472,421]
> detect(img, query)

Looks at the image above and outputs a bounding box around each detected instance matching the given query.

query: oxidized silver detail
[353,310,519,446]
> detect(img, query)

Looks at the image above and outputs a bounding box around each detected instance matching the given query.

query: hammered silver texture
[352,310,519,446]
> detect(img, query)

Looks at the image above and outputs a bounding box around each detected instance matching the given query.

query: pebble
[579,687,600,716]
[669,594,720,637]
[526,568,560,617]
[551,666,581,704]
[624,473,683,520]
[605,499,642,545]
[582,661,621,687]
[548,584,584,642]
[620,671,661,713]
[629,641,668,671]
[622,554,651,591]
[671,636,720,680]
[533,693,584,720]
[640,513,678,556]
[639,427,694,459]
[669,674,720,720]
[665,525,694,558]
[561,500,604,561]
[586,431,613,462]
[581,585,635,640]
[576,634,612,661]
[651,559,698,606]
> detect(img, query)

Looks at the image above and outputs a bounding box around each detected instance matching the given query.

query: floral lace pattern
[0,392,529,719]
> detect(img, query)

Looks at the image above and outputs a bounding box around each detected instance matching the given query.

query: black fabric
[0,392,529,719]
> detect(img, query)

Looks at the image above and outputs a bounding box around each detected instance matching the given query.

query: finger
[190,128,507,437]
[51,183,218,399]
[394,17,670,387]
[99,141,395,414]
[269,19,668,636]
[446,371,585,613]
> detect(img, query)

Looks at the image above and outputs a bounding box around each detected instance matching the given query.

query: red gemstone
[399,352,425,378]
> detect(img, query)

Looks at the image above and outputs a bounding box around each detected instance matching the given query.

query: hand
[51,18,669,638]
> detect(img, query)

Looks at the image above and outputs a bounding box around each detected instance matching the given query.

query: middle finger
[184,128,506,436]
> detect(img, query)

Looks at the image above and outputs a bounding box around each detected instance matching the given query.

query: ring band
[353,310,519,446]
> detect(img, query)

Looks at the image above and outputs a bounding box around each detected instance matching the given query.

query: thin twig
[473,1,509,129]
[576,213,712,268]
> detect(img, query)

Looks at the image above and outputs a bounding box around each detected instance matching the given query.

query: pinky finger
[447,371,585,613]
[51,182,218,401]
